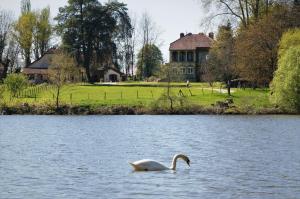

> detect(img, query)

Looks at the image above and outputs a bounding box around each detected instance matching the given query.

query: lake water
[0,115,300,199]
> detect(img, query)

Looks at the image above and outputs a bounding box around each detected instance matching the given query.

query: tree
[119,13,136,77]
[270,29,300,112]
[137,12,162,79]
[128,14,137,77]
[5,39,21,74]
[106,1,133,74]
[4,73,28,97]
[136,44,163,79]
[55,0,132,82]
[48,52,79,109]
[198,0,294,28]
[32,7,52,60]
[0,9,13,79]
[14,0,52,66]
[0,9,12,62]
[235,4,299,86]
[14,9,35,66]
[204,22,235,95]
[21,0,31,14]
[156,64,186,110]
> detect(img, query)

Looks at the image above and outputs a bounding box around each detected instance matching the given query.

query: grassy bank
[0,82,294,115]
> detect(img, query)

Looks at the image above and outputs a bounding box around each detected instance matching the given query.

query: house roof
[170,33,213,51]
[25,49,56,69]
[98,66,124,75]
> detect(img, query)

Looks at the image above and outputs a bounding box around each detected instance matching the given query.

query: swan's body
[129,154,190,171]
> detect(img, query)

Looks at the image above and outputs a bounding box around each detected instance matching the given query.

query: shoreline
[0,103,298,115]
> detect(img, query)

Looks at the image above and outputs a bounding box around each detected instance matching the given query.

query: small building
[23,49,124,83]
[169,32,214,81]
[92,66,124,82]
[22,50,54,83]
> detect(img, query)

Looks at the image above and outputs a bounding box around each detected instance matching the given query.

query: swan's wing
[130,159,169,171]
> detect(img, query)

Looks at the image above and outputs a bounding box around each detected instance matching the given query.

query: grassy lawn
[0,83,272,110]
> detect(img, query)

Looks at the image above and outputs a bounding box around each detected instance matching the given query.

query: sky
[1,0,211,62]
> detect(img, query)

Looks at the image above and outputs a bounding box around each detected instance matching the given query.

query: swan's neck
[170,154,181,170]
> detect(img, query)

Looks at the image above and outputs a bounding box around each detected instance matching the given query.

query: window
[173,68,177,74]
[172,51,178,62]
[179,52,186,62]
[187,52,194,62]
[181,68,186,74]
[29,74,34,80]
[198,52,208,64]
[187,68,193,74]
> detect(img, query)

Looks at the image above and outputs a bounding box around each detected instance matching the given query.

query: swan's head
[184,156,190,166]
[176,154,190,167]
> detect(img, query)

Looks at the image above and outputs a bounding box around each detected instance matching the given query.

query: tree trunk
[1,59,10,79]
[56,86,60,109]
[25,49,31,66]
[227,80,231,96]
[254,0,260,20]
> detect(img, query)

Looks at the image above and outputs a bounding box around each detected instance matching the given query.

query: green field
[0,82,272,110]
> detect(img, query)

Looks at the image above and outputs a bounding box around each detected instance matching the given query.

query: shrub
[271,45,300,112]
[4,74,28,97]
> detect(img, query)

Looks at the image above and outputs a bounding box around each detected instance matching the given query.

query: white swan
[129,154,190,171]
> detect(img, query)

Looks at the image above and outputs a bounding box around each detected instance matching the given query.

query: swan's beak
[187,159,190,167]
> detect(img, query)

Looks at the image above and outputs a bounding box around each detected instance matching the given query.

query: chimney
[208,32,214,40]
[180,33,185,38]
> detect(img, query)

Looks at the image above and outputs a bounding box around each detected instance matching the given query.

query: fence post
[104,92,107,100]
[70,93,72,104]
[151,90,154,98]
[202,88,204,95]
[189,89,193,96]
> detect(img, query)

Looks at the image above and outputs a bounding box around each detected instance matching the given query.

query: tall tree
[21,0,31,14]
[32,7,52,60]
[204,22,235,95]
[198,0,294,28]
[0,9,13,79]
[137,12,161,79]
[106,1,132,72]
[235,4,299,86]
[14,11,35,66]
[55,0,131,82]
[14,0,36,66]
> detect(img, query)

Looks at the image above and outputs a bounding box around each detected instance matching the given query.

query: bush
[4,74,28,97]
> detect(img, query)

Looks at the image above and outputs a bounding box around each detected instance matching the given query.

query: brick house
[169,32,214,81]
